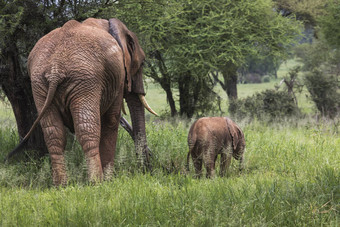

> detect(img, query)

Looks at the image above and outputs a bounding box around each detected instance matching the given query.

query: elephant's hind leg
[32,82,67,186]
[202,142,217,178]
[239,156,244,171]
[71,98,103,183]
[203,151,216,178]
[39,108,67,186]
[191,148,203,178]
[99,104,121,178]
[220,146,233,177]
[238,148,245,171]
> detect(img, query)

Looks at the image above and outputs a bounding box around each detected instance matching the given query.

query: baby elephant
[187,117,246,178]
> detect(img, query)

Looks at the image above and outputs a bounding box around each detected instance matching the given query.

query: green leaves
[103,0,303,116]
[0,1,24,48]
[319,0,340,48]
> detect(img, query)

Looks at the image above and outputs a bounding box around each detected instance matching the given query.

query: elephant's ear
[108,18,133,92]
[226,118,240,150]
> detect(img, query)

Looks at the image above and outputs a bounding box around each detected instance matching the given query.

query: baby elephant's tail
[186,151,191,172]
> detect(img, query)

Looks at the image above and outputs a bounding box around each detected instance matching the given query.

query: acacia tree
[103,0,302,117]
[100,0,217,117]
[201,0,302,99]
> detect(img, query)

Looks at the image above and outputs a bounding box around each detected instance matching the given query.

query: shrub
[305,69,340,118]
[229,89,300,120]
[262,75,271,83]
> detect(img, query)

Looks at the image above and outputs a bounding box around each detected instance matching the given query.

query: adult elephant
[6,18,157,186]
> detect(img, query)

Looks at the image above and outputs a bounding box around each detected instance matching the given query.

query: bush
[262,75,271,83]
[229,89,300,120]
[305,69,340,118]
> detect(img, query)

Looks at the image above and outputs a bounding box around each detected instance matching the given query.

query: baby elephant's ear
[226,118,241,150]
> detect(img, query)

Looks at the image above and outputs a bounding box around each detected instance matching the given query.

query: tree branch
[211,71,227,90]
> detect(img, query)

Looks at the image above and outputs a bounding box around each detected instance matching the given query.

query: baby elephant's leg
[191,148,203,178]
[203,146,217,178]
[192,157,203,178]
[238,148,246,171]
[220,146,233,177]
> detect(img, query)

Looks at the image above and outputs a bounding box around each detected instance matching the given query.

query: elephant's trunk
[125,92,151,170]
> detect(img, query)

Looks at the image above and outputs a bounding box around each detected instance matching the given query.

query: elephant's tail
[4,81,59,161]
[186,123,197,173]
[186,151,191,172]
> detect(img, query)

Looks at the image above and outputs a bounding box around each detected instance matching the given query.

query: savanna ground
[0,60,339,226]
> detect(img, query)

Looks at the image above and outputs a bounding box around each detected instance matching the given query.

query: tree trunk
[225,73,238,100]
[147,52,178,117]
[1,49,47,157]
[154,51,177,116]
[163,83,177,117]
[220,65,238,100]
[178,73,195,118]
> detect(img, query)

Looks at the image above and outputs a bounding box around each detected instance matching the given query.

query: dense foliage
[305,69,340,118]
[229,89,300,120]
[274,0,325,25]
[319,0,340,48]
[294,37,340,118]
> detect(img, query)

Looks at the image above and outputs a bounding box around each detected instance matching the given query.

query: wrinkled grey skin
[18,18,151,186]
[187,117,246,178]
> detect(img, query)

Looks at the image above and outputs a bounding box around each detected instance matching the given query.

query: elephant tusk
[121,101,127,115]
[138,94,158,116]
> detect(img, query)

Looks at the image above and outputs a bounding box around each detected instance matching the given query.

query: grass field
[0,60,339,226]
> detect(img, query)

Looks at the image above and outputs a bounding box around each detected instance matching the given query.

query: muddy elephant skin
[187,117,246,178]
[13,18,155,186]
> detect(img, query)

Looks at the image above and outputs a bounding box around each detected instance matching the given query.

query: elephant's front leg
[71,97,103,183]
[99,103,122,178]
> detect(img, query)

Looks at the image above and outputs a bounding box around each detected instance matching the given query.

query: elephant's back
[190,117,229,143]
[29,19,124,81]
[55,20,123,77]
[194,117,227,132]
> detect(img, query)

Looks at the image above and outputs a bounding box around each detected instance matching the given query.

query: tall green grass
[0,118,339,226]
